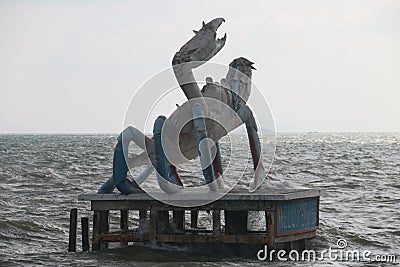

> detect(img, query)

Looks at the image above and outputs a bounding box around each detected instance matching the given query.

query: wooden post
[213,209,221,252]
[68,208,77,252]
[99,211,109,250]
[120,210,128,246]
[225,210,248,234]
[173,210,184,232]
[81,217,90,252]
[139,210,147,229]
[191,210,198,228]
[120,210,129,231]
[157,211,169,234]
[284,241,291,252]
[213,210,221,235]
[139,210,147,220]
[266,210,275,249]
[290,241,298,251]
[299,238,306,251]
[92,211,100,251]
[149,209,157,241]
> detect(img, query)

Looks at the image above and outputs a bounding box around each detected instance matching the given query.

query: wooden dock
[75,188,320,254]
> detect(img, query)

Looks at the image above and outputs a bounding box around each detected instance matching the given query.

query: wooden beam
[79,188,321,202]
[90,200,274,211]
[274,231,316,243]
[100,233,150,242]
[155,233,267,244]
[95,230,315,244]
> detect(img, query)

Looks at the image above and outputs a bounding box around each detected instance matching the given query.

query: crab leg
[193,103,218,191]
[211,142,224,189]
[237,105,266,192]
[98,126,153,194]
[153,116,183,193]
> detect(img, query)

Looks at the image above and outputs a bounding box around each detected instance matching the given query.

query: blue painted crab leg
[98,127,154,194]
[153,116,183,193]
[98,132,146,195]
[192,103,218,191]
[211,142,224,189]
[237,105,266,192]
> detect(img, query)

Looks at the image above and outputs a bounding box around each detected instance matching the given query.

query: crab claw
[205,17,225,31]
[219,32,227,42]
[202,17,226,44]
[216,33,227,47]
[210,18,226,42]
[172,17,227,68]
[203,18,226,61]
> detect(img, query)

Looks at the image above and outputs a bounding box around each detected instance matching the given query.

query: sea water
[0,133,398,266]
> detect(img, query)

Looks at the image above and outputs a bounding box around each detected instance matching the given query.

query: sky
[0,0,399,133]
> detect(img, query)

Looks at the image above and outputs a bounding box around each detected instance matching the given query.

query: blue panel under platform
[276,197,319,236]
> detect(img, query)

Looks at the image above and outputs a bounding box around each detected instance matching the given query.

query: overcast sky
[1,0,399,133]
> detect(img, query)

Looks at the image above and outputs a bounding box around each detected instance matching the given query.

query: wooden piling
[139,210,147,220]
[149,209,157,241]
[173,210,184,232]
[266,210,275,249]
[225,211,248,234]
[99,211,109,250]
[120,210,129,231]
[212,209,221,252]
[92,211,100,251]
[157,211,169,233]
[81,217,90,252]
[68,208,77,252]
[190,210,198,228]
[120,210,129,246]
[139,210,147,229]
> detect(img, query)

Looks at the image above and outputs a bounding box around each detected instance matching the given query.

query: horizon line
[1,131,399,135]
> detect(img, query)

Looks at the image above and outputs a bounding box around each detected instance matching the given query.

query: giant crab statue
[99,18,266,194]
